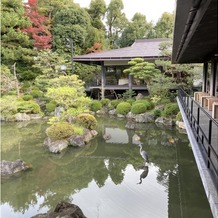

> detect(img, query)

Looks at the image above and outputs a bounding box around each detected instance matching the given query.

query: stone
[90,130,98,137]
[155,117,174,126]
[117,114,125,118]
[1,159,31,176]
[135,93,144,100]
[96,109,106,115]
[103,133,111,140]
[135,113,155,123]
[29,114,43,120]
[176,121,186,129]
[31,201,86,218]
[15,113,31,122]
[44,138,69,153]
[68,135,85,147]
[83,129,93,143]
[126,112,136,119]
[125,120,136,129]
[108,109,117,115]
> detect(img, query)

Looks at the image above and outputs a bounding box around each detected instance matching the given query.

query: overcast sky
[74,0,175,23]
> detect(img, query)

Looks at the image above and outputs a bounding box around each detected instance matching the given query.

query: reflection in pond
[0,117,213,218]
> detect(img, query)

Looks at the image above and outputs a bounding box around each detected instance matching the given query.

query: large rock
[135,93,144,100]
[155,117,174,126]
[68,135,85,147]
[1,159,31,176]
[15,113,31,122]
[135,113,155,123]
[32,201,86,218]
[44,138,69,153]
[125,120,136,129]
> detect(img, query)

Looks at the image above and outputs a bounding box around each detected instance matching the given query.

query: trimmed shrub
[159,98,171,104]
[164,103,180,116]
[30,90,43,98]
[100,98,110,107]
[131,103,147,114]
[46,101,56,113]
[110,99,121,109]
[46,122,74,140]
[17,100,41,114]
[116,102,131,115]
[132,100,154,110]
[22,95,33,101]
[153,109,161,117]
[176,112,183,121]
[126,99,135,105]
[8,91,17,96]
[76,113,97,129]
[90,100,102,112]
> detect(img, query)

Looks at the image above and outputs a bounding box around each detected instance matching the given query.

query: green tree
[52,7,91,51]
[124,58,161,93]
[106,0,128,48]
[88,0,106,30]
[154,12,174,38]
[119,13,153,47]
[1,0,37,80]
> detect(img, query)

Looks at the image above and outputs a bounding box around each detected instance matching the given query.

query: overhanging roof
[74,38,170,65]
[172,0,217,64]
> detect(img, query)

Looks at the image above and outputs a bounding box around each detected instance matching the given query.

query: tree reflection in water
[0,117,213,218]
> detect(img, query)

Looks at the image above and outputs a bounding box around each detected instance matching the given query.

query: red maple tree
[22,0,52,49]
[87,42,104,53]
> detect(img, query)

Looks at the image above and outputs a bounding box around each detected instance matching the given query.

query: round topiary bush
[30,90,43,98]
[100,98,110,107]
[116,102,131,115]
[46,122,74,140]
[76,113,97,129]
[132,100,154,110]
[17,100,41,114]
[22,95,33,101]
[131,103,147,114]
[90,100,102,112]
[164,103,180,116]
[110,99,121,109]
[46,101,56,113]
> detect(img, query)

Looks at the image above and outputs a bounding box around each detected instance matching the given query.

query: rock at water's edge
[31,201,87,218]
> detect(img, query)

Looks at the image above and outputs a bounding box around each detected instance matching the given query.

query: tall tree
[119,13,153,47]
[22,0,52,49]
[52,6,91,52]
[154,12,174,38]
[1,0,37,80]
[106,0,128,48]
[88,0,106,30]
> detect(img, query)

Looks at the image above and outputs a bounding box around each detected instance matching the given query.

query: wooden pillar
[128,74,133,91]
[101,62,106,99]
[202,62,208,92]
[209,58,217,97]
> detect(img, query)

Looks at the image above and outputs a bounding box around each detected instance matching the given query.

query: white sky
[74,0,175,23]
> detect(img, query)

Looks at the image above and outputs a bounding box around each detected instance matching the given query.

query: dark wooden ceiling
[172,0,217,63]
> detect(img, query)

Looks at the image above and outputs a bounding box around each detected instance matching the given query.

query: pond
[0,117,213,218]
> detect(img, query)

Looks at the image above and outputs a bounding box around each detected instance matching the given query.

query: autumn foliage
[22,0,52,49]
[87,42,103,53]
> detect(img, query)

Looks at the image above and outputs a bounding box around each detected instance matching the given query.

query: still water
[0,117,213,218]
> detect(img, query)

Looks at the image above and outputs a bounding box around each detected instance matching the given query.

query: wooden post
[128,74,133,91]
[210,58,217,97]
[101,62,106,99]
[202,62,208,92]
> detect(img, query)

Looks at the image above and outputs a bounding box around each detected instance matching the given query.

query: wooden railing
[178,88,218,185]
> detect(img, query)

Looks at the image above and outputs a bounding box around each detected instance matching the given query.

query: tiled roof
[74,38,169,63]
